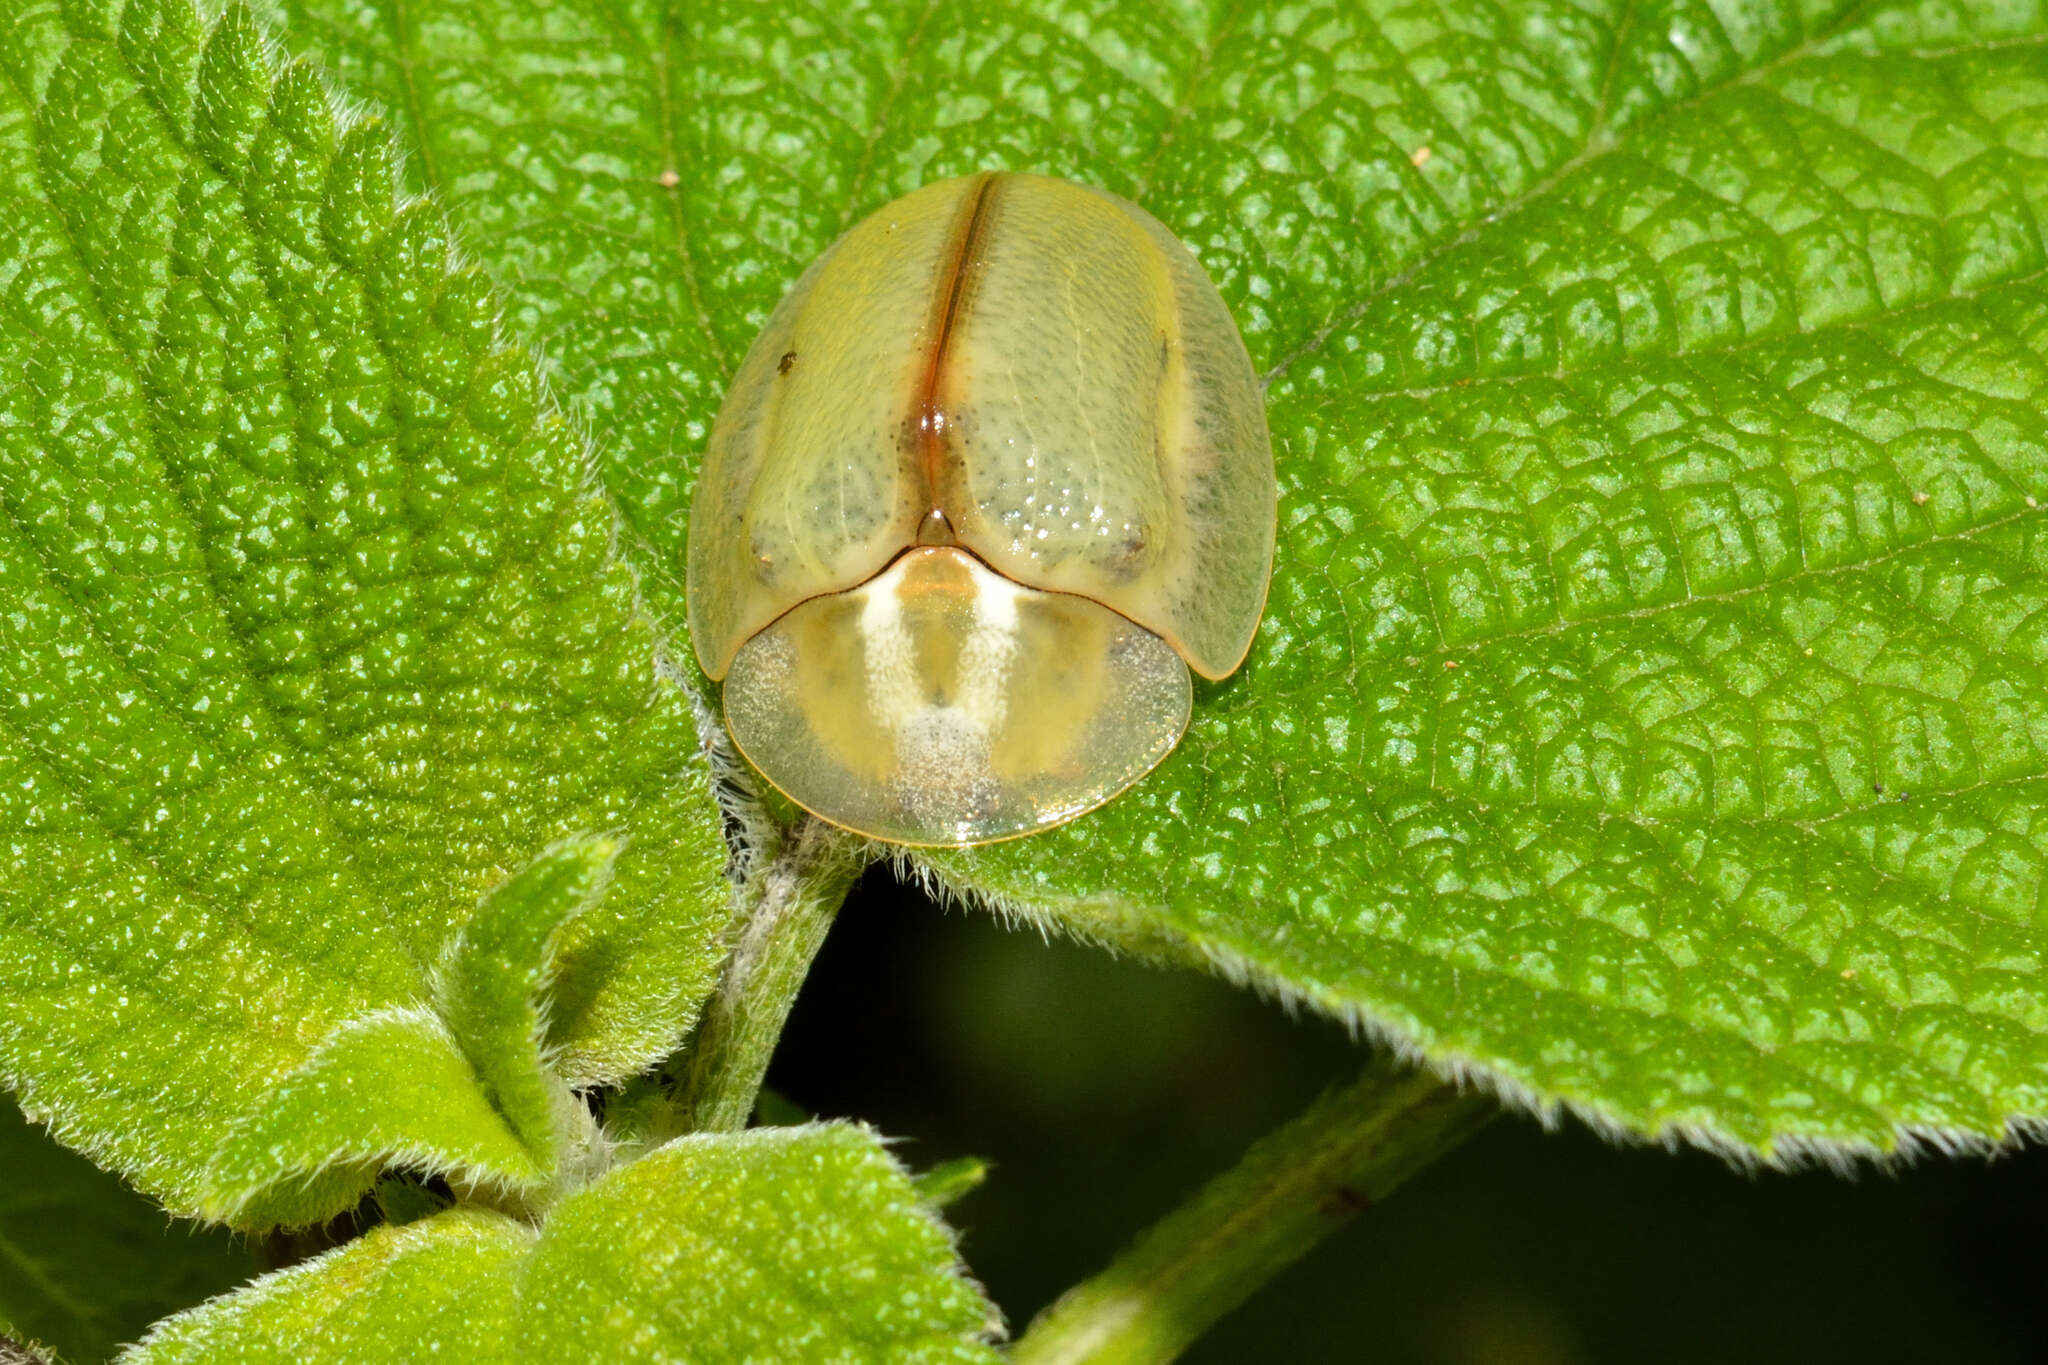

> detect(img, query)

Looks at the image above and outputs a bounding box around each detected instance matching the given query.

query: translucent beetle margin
[687,172,1275,847]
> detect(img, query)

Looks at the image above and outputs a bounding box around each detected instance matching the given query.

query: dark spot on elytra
[1095,524,1151,583]
[778,350,797,374]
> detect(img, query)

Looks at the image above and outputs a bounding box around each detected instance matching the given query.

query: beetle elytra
[688,172,1274,846]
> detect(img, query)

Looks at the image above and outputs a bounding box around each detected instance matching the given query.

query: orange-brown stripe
[914,172,1002,532]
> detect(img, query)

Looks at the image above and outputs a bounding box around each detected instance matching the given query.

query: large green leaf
[0,0,730,1223]
[267,0,2048,1160]
[0,1099,255,1364]
[127,1124,1000,1363]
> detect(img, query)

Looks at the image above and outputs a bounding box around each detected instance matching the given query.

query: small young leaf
[430,834,622,1174]
[128,1125,1002,1363]
[913,1156,991,1211]
[198,1008,548,1227]
[199,835,624,1225]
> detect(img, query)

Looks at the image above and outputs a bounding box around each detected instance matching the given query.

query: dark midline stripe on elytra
[914,172,1002,521]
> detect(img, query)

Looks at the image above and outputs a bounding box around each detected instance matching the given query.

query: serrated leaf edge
[893,853,2048,1173]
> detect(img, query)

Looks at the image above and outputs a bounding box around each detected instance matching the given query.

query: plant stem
[672,819,864,1133]
[1010,1056,1497,1365]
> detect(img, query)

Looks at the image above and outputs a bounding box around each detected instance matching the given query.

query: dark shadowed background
[769,867,2048,1364]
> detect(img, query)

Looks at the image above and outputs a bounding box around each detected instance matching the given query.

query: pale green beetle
[688,171,1274,846]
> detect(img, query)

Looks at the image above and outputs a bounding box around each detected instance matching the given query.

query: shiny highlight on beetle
[723,546,1192,846]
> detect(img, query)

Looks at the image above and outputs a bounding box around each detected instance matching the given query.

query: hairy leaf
[428,834,618,1173]
[266,0,2048,1159]
[199,835,621,1225]
[0,1099,255,1364]
[0,0,730,1224]
[128,1125,1000,1363]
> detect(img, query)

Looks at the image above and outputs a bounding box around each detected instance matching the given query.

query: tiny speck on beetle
[778,351,797,374]
[657,169,680,188]
[1841,967,1857,981]
[1410,145,1432,167]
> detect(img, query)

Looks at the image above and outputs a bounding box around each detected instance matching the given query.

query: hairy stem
[673,819,865,1133]
[1011,1056,1497,1365]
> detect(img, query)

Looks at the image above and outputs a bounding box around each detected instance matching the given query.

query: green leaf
[0,1097,256,1364]
[0,0,731,1225]
[198,1007,547,1227]
[201,834,624,1225]
[428,833,619,1175]
[128,1124,1001,1363]
[912,1156,991,1211]
[267,0,2048,1161]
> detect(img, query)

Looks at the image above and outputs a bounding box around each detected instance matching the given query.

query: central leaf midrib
[0,496,409,1016]
[643,0,730,378]
[1131,0,1247,201]
[833,0,942,232]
